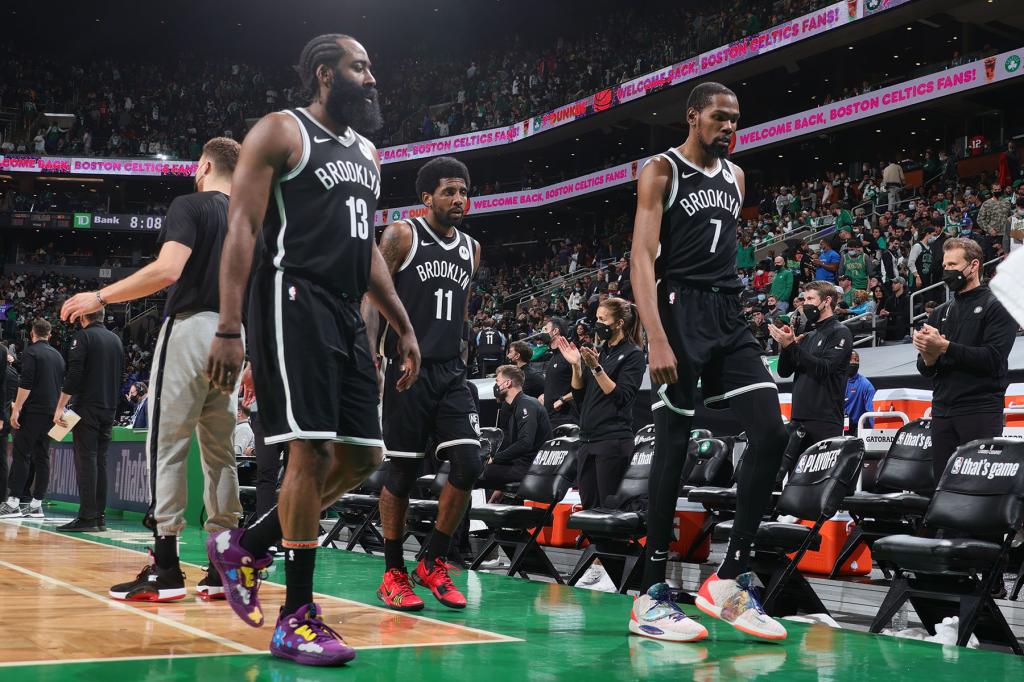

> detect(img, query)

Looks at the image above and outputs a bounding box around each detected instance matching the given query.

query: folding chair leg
[957,594,986,648]
[469,538,499,570]
[567,545,598,586]
[869,574,911,633]
[618,554,642,594]
[1012,572,1024,601]
[828,525,864,579]
[681,516,717,564]
[507,537,564,584]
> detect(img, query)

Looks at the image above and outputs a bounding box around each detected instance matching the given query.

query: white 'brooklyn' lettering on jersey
[415,260,471,289]
[677,188,741,218]
[313,160,380,196]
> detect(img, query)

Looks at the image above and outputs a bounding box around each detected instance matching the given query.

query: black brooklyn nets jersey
[654,147,744,291]
[385,217,476,362]
[259,107,381,298]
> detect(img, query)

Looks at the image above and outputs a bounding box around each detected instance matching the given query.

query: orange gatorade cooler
[527,490,583,548]
[789,513,871,576]
[669,499,710,561]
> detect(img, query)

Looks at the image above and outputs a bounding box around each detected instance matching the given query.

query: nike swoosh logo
[681,171,699,178]
[313,136,332,143]
[421,240,432,246]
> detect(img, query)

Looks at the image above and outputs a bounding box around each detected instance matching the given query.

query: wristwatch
[592,365,604,375]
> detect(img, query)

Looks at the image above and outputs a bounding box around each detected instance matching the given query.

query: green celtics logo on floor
[1006,54,1021,73]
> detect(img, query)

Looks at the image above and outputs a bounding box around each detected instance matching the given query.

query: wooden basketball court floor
[2,512,1024,681]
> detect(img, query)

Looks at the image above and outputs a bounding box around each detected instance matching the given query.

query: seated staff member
[477,365,551,501]
[771,280,853,452]
[914,237,1018,486]
[554,297,645,509]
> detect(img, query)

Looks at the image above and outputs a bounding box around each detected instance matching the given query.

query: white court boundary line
[0,558,260,655]
[0,519,522,652]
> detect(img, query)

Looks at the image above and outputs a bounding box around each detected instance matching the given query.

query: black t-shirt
[159,191,229,316]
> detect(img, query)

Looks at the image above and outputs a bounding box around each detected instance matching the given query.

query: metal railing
[511,252,626,305]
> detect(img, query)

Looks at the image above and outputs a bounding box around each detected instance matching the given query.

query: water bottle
[890,603,909,631]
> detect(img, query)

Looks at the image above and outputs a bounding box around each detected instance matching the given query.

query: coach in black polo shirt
[914,237,1018,486]
[772,280,853,454]
[477,365,551,497]
[52,308,124,532]
[539,317,578,427]
[0,319,65,518]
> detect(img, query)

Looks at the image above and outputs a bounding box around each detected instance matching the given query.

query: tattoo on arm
[378,223,409,275]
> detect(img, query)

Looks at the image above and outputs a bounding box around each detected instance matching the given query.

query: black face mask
[942,266,972,292]
[802,303,821,325]
[848,364,859,378]
[493,382,507,400]
[536,332,552,345]
[594,322,614,341]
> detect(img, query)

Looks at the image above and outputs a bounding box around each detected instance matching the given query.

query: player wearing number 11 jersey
[362,156,483,613]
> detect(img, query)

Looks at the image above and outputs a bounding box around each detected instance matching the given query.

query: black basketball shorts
[382,356,479,459]
[653,280,777,418]
[248,268,382,447]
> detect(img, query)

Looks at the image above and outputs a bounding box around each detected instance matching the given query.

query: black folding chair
[551,423,580,439]
[321,460,390,552]
[714,436,864,617]
[869,439,1024,653]
[833,418,934,578]
[468,437,579,582]
[565,437,653,593]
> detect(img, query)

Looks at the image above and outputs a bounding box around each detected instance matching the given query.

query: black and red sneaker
[412,558,466,609]
[196,565,225,600]
[377,567,424,611]
[109,552,186,602]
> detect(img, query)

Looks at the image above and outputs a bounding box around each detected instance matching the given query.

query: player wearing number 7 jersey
[628,82,790,643]
[206,34,421,666]
[361,156,483,613]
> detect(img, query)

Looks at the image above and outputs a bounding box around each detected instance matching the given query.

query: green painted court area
[8,513,1024,682]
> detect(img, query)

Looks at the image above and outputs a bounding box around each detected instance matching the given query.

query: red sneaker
[413,558,467,609]
[377,567,424,612]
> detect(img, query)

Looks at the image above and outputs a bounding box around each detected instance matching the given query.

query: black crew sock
[283,546,317,615]
[717,530,755,580]
[240,506,282,557]
[424,529,452,565]
[153,535,179,570]
[384,538,406,571]
[640,406,692,591]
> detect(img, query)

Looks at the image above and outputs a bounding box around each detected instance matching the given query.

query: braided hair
[296,34,354,102]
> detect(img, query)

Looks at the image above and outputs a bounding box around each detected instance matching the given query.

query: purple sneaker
[270,603,356,666]
[207,528,273,627]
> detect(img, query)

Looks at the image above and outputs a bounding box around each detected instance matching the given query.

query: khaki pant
[147,311,241,536]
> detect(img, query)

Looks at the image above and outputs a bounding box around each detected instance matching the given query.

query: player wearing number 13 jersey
[628,83,789,644]
[362,156,483,613]
[206,35,421,667]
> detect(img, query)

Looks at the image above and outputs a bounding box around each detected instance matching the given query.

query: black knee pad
[442,444,484,491]
[383,457,420,499]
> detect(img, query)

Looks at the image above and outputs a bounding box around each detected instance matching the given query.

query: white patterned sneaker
[629,583,708,642]
[695,572,787,641]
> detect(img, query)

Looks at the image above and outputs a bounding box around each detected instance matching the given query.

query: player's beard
[434,204,464,228]
[701,135,731,159]
[325,72,383,133]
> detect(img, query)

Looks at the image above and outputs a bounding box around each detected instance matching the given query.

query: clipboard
[48,409,81,440]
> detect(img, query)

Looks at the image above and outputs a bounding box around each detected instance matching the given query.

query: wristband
[215,332,242,339]
[95,291,107,306]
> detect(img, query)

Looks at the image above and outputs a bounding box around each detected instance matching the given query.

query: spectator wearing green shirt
[834,204,854,231]
[736,234,755,270]
[840,239,870,291]
[769,256,794,311]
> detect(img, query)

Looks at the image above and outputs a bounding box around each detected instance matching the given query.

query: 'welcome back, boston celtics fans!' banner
[0,155,198,177]
[732,47,1024,153]
[374,158,646,226]
[377,0,914,163]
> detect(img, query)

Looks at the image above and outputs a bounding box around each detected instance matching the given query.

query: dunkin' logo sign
[534,449,568,467]
[794,448,840,475]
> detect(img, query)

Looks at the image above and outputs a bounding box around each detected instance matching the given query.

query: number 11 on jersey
[434,288,453,320]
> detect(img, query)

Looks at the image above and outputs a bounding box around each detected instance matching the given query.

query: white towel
[991,246,1024,327]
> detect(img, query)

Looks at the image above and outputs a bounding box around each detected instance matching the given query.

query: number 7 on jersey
[709,218,722,254]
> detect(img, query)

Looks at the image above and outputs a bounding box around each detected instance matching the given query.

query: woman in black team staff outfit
[554,297,645,510]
